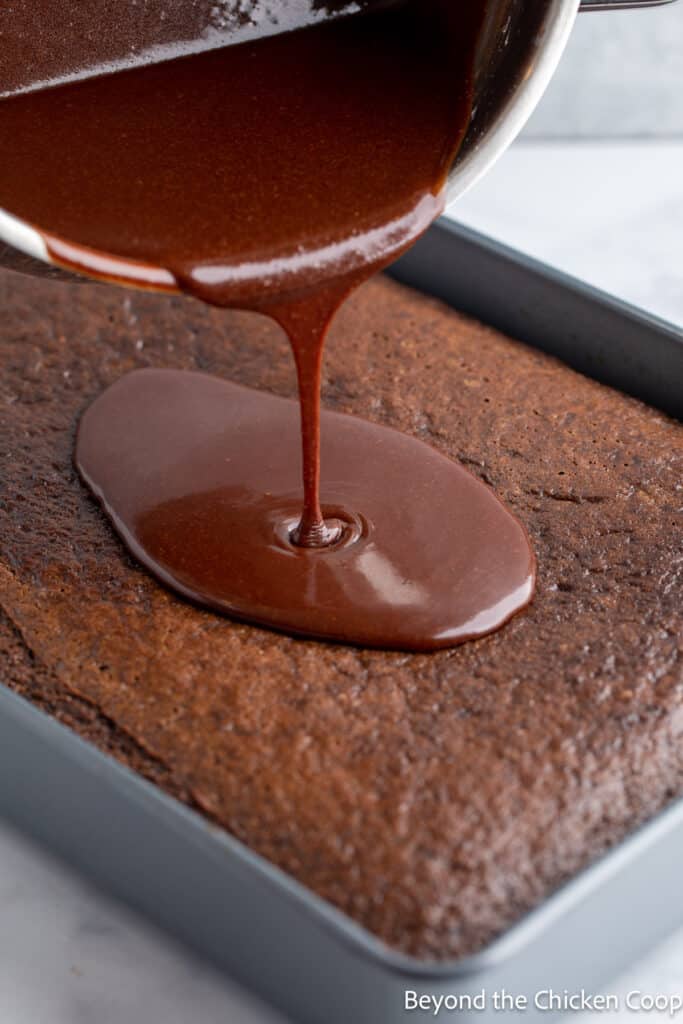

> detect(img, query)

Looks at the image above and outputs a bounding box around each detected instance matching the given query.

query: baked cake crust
[1,269,681,960]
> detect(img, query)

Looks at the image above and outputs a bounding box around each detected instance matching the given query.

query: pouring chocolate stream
[0,0,536,648]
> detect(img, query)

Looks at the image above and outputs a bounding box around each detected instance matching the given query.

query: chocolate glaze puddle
[76,369,535,650]
[0,0,537,647]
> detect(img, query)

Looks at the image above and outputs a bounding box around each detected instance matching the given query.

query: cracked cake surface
[0,267,681,960]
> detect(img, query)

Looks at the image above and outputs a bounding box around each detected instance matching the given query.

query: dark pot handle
[580,0,677,10]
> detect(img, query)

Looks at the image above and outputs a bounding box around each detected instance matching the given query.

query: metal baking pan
[1,218,682,1023]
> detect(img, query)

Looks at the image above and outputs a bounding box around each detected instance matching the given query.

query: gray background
[524,2,682,138]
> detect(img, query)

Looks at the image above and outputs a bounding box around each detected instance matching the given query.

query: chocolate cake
[1,267,681,960]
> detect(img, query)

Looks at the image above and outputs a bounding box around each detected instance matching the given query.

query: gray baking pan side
[3,687,683,1024]
[390,219,683,420]
[1,219,682,1024]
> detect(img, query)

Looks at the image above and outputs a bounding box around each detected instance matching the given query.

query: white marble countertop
[450,141,683,327]
[1,137,682,1024]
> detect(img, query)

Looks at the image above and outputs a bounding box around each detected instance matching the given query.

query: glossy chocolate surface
[0,1,481,301]
[76,369,535,649]
[1,0,536,646]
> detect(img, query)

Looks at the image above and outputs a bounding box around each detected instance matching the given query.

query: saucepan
[0,0,677,283]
